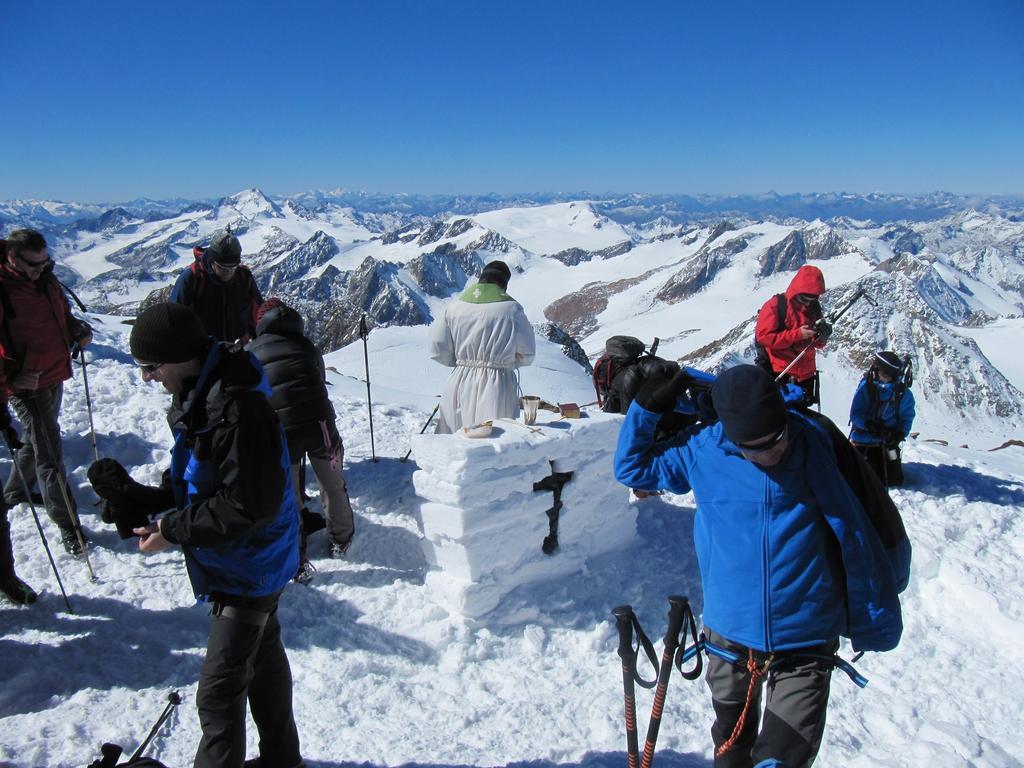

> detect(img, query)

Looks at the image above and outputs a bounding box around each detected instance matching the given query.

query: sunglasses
[793,294,816,306]
[134,359,166,374]
[15,252,53,268]
[737,425,788,454]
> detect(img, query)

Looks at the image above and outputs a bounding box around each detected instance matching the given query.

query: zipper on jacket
[762,473,773,651]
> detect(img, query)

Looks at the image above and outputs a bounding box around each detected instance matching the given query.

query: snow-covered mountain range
[3,188,1023,440]
[3,190,1024,766]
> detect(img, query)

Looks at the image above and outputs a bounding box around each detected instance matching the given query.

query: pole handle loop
[612,605,660,688]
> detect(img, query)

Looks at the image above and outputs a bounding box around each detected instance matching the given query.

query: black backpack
[593,336,651,411]
[862,355,913,422]
[753,293,788,374]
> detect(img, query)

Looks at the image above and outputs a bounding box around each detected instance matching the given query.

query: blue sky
[2,0,1022,201]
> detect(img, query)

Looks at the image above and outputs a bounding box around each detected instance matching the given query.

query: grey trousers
[705,628,836,768]
[4,383,77,532]
[287,420,355,548]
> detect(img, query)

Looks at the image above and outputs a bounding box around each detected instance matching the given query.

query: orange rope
[715,649,774,759]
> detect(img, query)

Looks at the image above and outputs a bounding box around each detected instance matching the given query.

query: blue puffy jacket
[849,378,916,445]
[614,402,903,653]
[162,342,299,601]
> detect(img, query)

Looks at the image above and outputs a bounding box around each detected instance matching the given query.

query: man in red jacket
[0,229,92,556]
[754,265,831,404]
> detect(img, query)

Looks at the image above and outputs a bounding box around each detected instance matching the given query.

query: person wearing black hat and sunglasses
[614,364,908,768]
[170,229,263,344]
[428,259,535,433]
[89,302,305,768]
[849,350,916,486]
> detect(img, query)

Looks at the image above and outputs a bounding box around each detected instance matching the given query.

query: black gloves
[813,318,833,341]
[866,418,886,435]
[88,457,133,494]
[634,369,691,415]
[0,404,22,450]
[88,458,169,539]
[885,429,904,445]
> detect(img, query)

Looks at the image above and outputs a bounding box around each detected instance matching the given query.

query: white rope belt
[456,360,509,370]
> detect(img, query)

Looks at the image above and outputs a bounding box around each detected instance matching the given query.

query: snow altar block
[411,411,635,620]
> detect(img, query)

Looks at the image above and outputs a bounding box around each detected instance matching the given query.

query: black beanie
[711,365,788,445]
[208,231,242,265]
[874,351,902,378]
[478,260,512,290]
[130,303,209,364]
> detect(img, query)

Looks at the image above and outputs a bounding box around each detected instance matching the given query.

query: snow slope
[1,314,1023,767]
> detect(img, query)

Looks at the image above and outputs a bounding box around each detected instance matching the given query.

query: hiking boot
[60,529,88,556]
[4,490,44,506]
[299,507,326,535]
[293,560,316,586]
[328,539,352,559]
[0,574,38,605]
[243,759,305,768]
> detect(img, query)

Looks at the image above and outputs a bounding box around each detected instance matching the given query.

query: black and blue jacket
[159,341,299,601]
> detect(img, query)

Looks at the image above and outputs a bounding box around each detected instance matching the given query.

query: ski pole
[129,690,182,762]
[640,595,691,768]
[73,344,100,463]
[401,403,440,463]
[24,395,97,580]
[359,315,377,462]
[612,605,659,768]
[775,288,870,383]
[3,435,73,613]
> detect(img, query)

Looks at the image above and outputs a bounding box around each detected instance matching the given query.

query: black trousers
[0,506,14,580]
[705,629,836,768]
[854,443,904,487]
[195,593,301,768]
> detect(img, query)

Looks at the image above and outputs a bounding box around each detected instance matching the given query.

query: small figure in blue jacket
[615,365,907,768]
[849,350,915,487]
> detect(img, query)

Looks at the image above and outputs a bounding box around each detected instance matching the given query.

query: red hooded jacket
[0,262,89,399]
[754,265,827,382]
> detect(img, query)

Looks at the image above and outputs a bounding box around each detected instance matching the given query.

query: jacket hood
[171,342,268,430]
[785,265,826,299]
[255,304,304,337]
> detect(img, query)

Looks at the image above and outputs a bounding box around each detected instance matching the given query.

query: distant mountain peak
[217,188,282,219]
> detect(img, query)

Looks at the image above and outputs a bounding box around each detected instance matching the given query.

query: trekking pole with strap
[640,595,696,768]
[401,402,440,463]
[358,315,377,462]
[128,690,182,763]
[774,288,871,383]
[612,605,659,768]
[24,395,97,581]
[3,433,73,613]
[73,343,100,463]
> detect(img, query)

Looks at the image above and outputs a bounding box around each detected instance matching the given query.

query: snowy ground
[1,317,1023,767]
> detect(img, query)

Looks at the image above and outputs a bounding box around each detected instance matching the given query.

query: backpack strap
[774,292,787,329]
[0,280,17,375]
[593,355,614,408]
[190,247,208,301]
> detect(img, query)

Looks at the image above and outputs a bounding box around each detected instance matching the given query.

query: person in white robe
[427,260,536,433]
